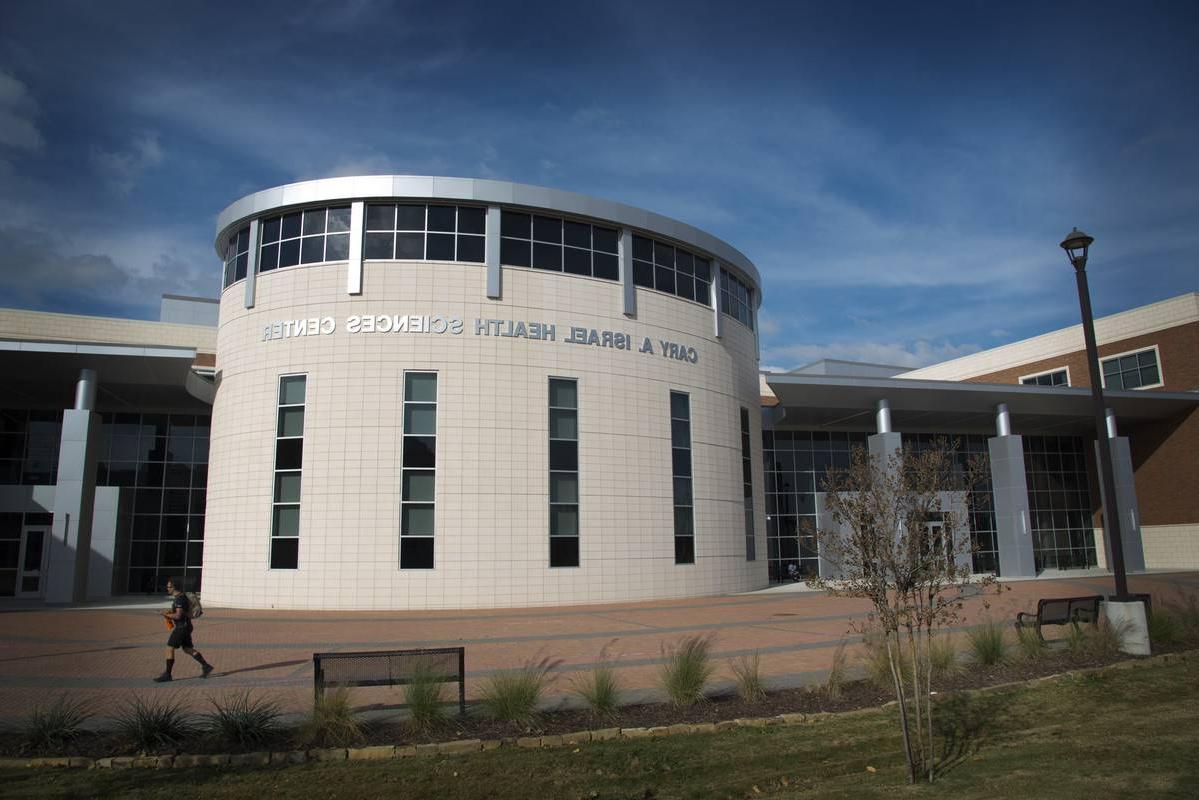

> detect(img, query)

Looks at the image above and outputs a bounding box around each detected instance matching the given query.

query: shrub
[1015,626,1047,661]
[1064,618,1128,661]
[729,652,766,702]
[300,688,364,748]
[966,619,1007,666]
[114,695,199,752]
[825,640,848,700]
[658,636,714,707]
[205,691,281,748]
[1161,593,1199,642]
[19,694,93,752]
[1148,607,1184,646]
[404,660,449,732]
[860,630,910,691]
[479,657,559,725]
[927,634,961,678]
[572,662,621,719]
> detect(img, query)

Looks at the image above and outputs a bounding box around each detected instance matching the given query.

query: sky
[1,1,1196,371]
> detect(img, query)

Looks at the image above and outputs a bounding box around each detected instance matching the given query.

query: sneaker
[201,663,214,679]
[152,672,172,683]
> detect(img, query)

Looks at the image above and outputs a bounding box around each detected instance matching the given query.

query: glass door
[17,525,49,597]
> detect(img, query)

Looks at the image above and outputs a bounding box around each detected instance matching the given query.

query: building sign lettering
[261,314,699,364]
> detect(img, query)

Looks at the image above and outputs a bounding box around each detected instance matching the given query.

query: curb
[3,649,1193,771]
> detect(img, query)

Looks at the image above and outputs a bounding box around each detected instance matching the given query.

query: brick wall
[969,321,1199,531]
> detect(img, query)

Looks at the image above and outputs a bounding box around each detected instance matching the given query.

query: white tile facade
[203,260,766,609]
[900,292,1199,381]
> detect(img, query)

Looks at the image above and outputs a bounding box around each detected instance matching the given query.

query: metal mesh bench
[312,647,466,715]
[1014,595,1103,642]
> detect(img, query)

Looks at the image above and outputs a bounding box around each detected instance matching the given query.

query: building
[0,175,1195,608]
[761,292,1199,583]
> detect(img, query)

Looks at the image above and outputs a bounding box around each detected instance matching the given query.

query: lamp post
[1059,228,1130,601]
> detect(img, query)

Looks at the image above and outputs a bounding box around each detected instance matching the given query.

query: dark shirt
[171,593,192,628]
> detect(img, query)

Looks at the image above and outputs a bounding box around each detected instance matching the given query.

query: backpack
[186,592,204,619]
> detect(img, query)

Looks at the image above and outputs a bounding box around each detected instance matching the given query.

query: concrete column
[346,201,364,295]
[1105,408,1118,439]
[485,206,502,299]
[619,228,636,317]
[86,487,119,600]
[867,431,902,464]
[988,434,1037,577]
[1094,436,1146,573]
[46,369,102,603]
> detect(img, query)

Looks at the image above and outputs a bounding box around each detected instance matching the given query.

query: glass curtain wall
[95,412,210,593]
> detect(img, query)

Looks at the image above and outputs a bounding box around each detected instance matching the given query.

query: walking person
[154,578,214,682]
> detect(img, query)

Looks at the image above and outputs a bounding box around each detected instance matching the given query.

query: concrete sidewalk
[1,571,1196,724]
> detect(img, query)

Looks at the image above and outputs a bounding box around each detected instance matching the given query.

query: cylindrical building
[202,177,765,609]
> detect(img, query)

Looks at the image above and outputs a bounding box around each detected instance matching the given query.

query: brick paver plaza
[2,571,1196,724]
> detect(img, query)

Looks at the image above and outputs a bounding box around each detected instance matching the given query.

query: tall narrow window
[401,372,437,569]
[549,378,579,567]
[271,375,305,569]
[671,392,694,564]
[741,408,755,561]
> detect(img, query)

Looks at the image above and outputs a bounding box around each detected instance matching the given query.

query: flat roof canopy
[765,374,1199,435]
[0,341,207,410]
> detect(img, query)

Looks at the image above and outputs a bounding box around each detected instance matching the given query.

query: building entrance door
[17,525,49,598]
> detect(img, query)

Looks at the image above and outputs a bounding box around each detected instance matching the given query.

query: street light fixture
[1059,228,1130,601]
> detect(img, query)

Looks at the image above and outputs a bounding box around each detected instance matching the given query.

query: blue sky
[1,1,1196,370]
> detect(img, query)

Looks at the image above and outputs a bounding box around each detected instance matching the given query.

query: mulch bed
[2,641,1191,759]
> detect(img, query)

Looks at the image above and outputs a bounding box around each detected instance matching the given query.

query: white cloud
[0,71,44,153]
[90,131,164,194]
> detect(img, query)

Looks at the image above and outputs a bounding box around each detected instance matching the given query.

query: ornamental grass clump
[1066,618,1128,661]
[205,690,282,749]
[114,695,199,752]
[403,660,449,732]
[966,619,1007,666]
[658,635,714,707]
[19,694,93,753]
[928,634,962,678]
[479,657,559,725]
[861,630,910,691]
[825,640,849,700]
[571,661,622,719]
[1148,606,1184,646]
[729,652,766,702]
[1015,625,1047,661]
[300,688,364,748]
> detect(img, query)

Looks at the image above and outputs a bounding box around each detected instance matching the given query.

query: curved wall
[202,179,765,609]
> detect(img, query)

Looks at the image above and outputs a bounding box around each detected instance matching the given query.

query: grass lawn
[3,656,1197,799]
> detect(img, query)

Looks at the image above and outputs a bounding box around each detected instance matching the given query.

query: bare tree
[808,440,1001,784]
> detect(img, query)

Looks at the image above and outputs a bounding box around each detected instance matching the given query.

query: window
[501,211,619,281]
[670,392,694,564]
[1101,347,1162,390]
[720,270,754,329]
[364,204,485,264]
[1023,435,1096,571]
[740,408,755,561]
[222,225,250,288]
[258,205,351,274]
[0,409,62,486]
[631,234,712,305]
[271,376,306,570]
[1021,368,1069,387]
[549,378,579,567]
[401,372,437,569]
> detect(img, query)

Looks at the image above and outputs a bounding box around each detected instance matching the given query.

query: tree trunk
[885,632,917,784]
